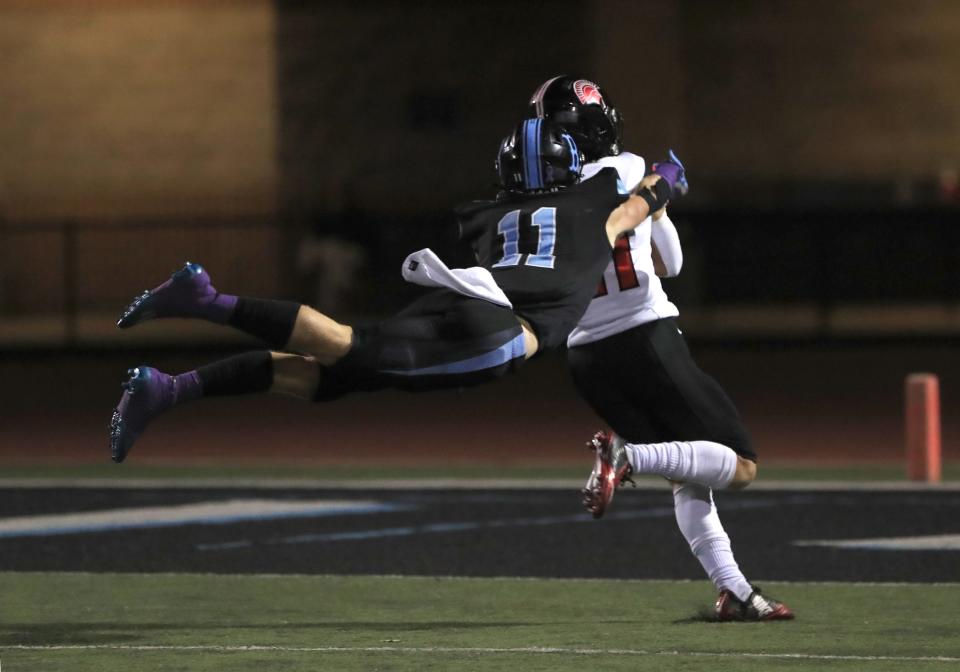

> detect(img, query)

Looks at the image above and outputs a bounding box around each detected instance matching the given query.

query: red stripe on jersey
[612,235,640,290]
[594,234,640,297]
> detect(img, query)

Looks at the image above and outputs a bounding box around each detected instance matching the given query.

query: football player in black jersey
[530,75,793,621]
[108,119,679,463]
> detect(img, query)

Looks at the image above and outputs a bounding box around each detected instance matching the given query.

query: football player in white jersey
[529,76,793,621]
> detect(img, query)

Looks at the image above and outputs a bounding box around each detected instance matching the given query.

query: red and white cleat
[581,430,634,519]
[715,587,795,621]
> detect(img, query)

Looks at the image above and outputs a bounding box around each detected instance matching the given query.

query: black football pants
[315,290,525,400]
[567,317,756,461]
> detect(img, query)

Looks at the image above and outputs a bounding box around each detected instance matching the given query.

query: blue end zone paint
[0,502,416,539]
[382,332,525,377]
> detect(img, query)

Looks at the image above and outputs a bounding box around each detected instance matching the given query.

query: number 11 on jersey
[492,207,557,269]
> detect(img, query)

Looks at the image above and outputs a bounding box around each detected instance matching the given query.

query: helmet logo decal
[573,79,603,106]
[561,133,580,174]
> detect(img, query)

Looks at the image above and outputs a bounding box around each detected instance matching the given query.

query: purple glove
[652,149,689,197]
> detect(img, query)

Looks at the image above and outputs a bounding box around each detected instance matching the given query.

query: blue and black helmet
[496,118,583,194]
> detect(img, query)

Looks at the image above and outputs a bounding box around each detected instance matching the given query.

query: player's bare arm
[604,174,669,245]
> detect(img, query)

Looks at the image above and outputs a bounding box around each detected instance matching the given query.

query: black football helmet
[528,75,623,161]
[496,118,583,194]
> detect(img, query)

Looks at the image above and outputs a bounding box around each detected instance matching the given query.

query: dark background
[0,0,957,465]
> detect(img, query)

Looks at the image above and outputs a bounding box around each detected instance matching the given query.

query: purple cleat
[117,262,235,328]
[109,366,177,463]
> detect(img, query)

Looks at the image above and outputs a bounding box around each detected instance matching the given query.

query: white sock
[673,482,753,601]
[625,440,737,489]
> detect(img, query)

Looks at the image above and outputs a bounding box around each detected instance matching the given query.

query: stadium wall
[3,0,960,221]
[0,0,278,221]
[1,0,960,344]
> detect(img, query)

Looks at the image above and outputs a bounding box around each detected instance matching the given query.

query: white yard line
[0,499,405,538]
[3,644,958,662]
[195,499,780,551]
[3,571,959,586]
[795,534,960,550]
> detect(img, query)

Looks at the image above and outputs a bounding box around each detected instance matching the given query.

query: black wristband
[636,178,671,213]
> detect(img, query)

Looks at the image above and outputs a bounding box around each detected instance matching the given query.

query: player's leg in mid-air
[117,261,353,363]
[569,318,792,621]
[110,267,530,463]
[570,319,757,509]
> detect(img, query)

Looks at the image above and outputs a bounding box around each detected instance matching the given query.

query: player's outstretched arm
[652,241,668,277]
[604,174,670,246]
[651,208,683,277]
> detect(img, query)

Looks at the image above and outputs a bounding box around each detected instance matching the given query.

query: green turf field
[1,573,957,671]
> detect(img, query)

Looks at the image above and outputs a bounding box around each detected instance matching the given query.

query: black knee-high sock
[228,297,301,349]
[196,351,274,397]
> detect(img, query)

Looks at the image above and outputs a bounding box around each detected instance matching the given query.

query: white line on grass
[795,534,960,551]
[0,500,410,538]
[4,571,960,586]
[195,498,783,551]
[4,644,958,662]
[4,570,960,588]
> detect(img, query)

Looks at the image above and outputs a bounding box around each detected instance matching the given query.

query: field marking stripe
[3,570,960,586]
[795,534,960,551]
[0,500,411,538]
[2,570,960,586]
[196,498,783,551]
[4,644,958,662]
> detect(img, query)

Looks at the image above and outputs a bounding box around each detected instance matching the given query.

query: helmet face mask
[528,75,623,162]
[496,119,583,194]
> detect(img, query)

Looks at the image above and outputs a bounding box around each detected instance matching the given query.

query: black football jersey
[456,168,627,352]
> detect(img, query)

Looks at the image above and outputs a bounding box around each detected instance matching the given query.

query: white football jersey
[567,152,680,347]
